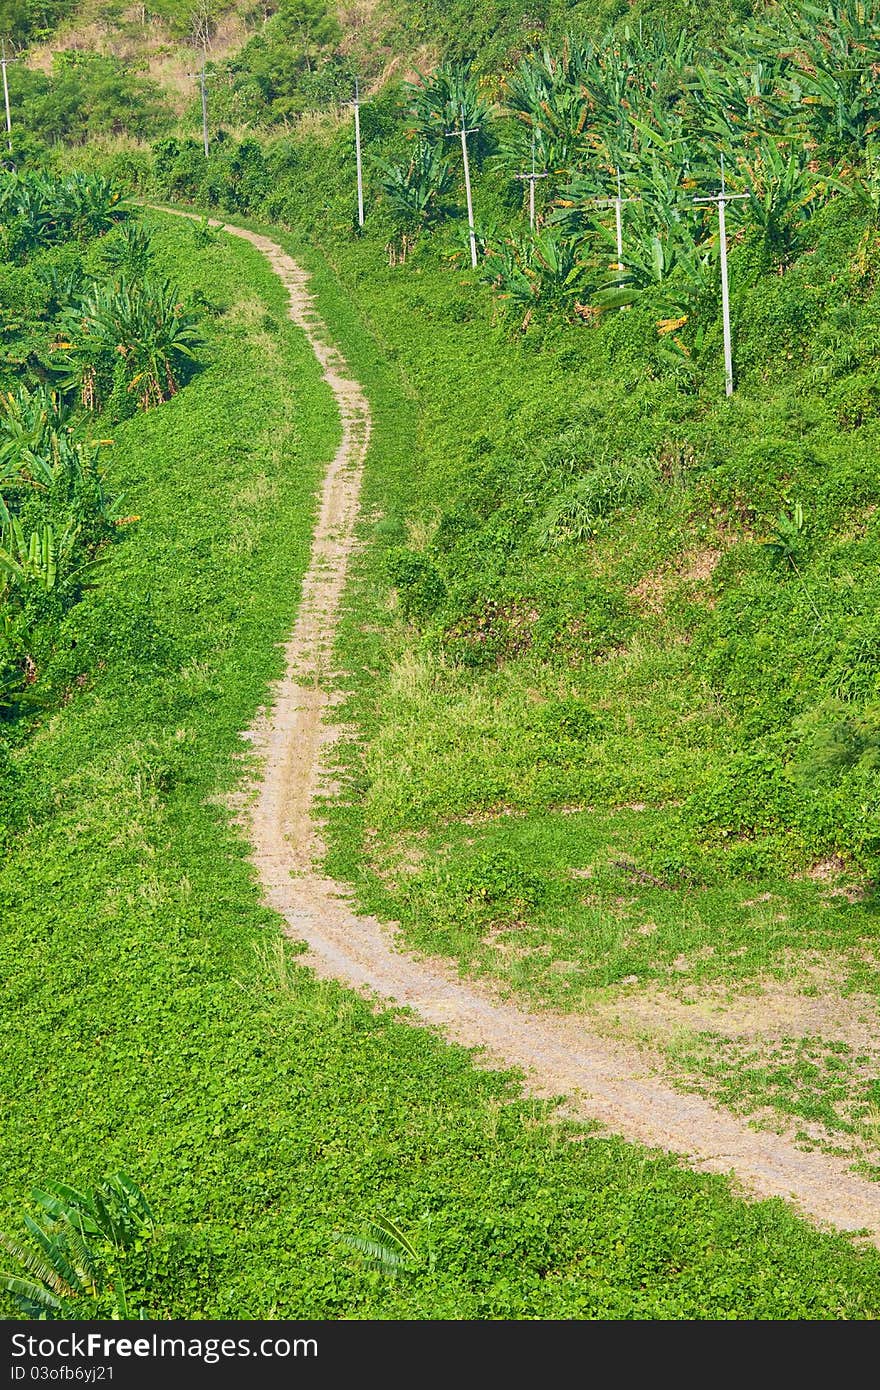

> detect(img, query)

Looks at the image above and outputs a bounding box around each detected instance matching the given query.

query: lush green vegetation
[5,53,172,150]
[1,1173,156,1318]
[119,0,880,1162]
[7,0,880,1318]
[0,172,201,731]
[4,209,880,1318]
[0,0,79,47]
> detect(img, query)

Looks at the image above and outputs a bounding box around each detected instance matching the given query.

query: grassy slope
[225,172,880,1168]
[4,211,880,1316]
[24,0,411,117]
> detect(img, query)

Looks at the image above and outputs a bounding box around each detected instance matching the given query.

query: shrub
[684,750,798,841]
[456,847,545,910]
[535,460,657,547]
[386,547,447,621]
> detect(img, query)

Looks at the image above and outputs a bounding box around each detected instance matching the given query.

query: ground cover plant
[127,0,880,1166]
[0,171,201,729]
[8,209,880,1318]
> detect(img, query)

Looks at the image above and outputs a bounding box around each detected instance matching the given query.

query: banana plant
[0,518,106,599]
[735,137,826,258]
[0,1174,155,1319]
[481,236,538,312]
[376,141,456,236]
[62,277,202,411]
[531,227,589,309]
[0,520,60,593]
[745,0,880,155]
[502,45,598,180]
[592,213,716,316]
[0,384,82,487]
[482,227,588,319]
[407,62,495,161]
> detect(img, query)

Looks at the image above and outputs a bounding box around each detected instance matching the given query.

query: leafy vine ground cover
[272,216,880,1167]
[250,200,880,1169]
[5,212,880,1316]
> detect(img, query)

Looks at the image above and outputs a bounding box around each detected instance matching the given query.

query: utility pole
[613,167,625,278]
[353,76,364,228]
[694,155,747,397]
[590,168,637,295]
[185,43,212,157]
[1,39,13,154]
[445,104,479,270]
[199,48,209,158]
[515,129,548,230]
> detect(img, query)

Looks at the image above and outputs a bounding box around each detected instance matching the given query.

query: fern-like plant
[335,1214,420,1276]
[0,1174,155,1319]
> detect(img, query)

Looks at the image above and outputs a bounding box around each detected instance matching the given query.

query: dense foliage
[0,0,78,46]
[5,52,173,149]
[3,217,880,1318]
[0,172,200,736]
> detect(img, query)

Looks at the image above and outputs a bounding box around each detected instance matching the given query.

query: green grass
[4,210,880,1316]
[224,203,880,1160]
[668,1033,879,1138]
[288,231,880,964]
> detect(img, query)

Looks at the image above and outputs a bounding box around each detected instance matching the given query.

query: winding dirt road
[172,212,880,1244]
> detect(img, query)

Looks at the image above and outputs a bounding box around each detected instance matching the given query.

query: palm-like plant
[0,172,130,256]
[56,173,131,241]
[482,236,539,313]
[377,141,455,243]
[592,211,715,316]
[63,278,202,410]
[335,1214,421,1276]
[408,63,495,160]
[735,138,826,258]
[0,1174,155,1319]
[0,384,79,491]
[502,45,598,182]
[746,0,880,155]
[100,224,154,281]
[531,228,588,309]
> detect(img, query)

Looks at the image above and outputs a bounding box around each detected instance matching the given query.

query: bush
[685,750,798,841]
[386,547,447,621]
[456,847,545,911]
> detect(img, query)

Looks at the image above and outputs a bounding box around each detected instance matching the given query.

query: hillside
[5,0,880,1324]
[124,3,880,1169]
[15,0,419,124]
[7,0,748,140]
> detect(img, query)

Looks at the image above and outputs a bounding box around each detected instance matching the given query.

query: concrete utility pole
[199,51,210,158]
[590,169,638,295]
[185,49,211,156]
[515,130,548,230]
[2,39,13,154]
[613,167,626,276]
[694,155,747,397]
[445,105,479,269]
[353,76,364,228]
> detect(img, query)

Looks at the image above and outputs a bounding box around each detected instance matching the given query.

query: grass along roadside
[237,220,880,1177]
[6,208,880,1315]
